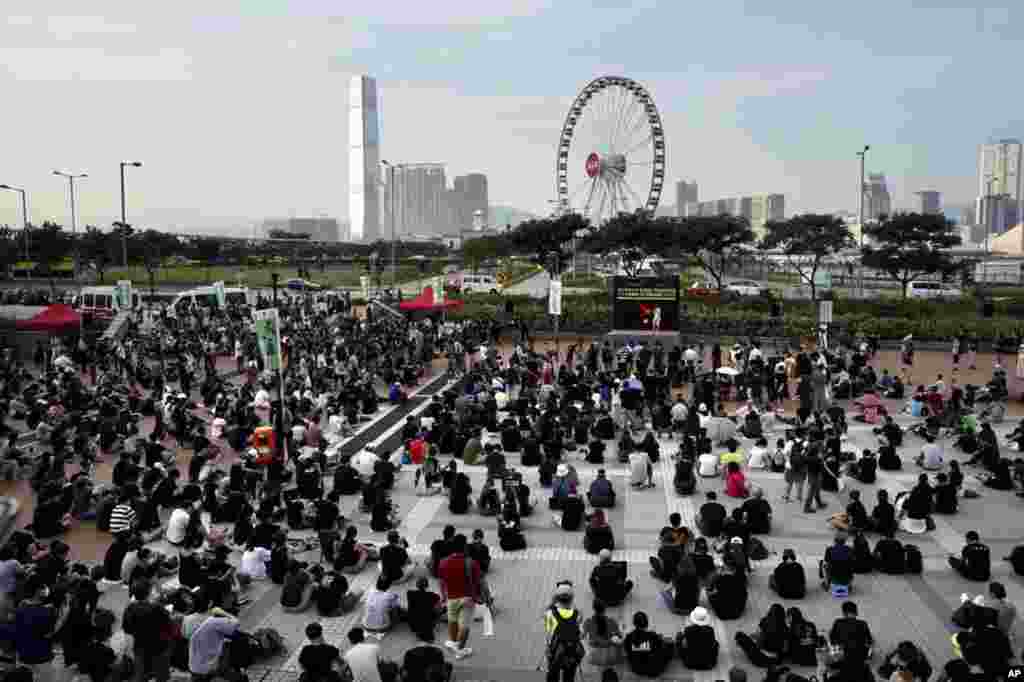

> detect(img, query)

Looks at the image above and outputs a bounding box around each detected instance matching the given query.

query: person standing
[544,583,585,682]
[122,579,173,682]
[803,443,826,514]
[438,534,480,660]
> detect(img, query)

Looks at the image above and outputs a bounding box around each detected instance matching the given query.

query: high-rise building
[864,174,892,220]
[348,75,381,242]
[675,181,698,217]
[383,164,448,235]
[915,190,942,215]
[692,193,784,236]
[453,173,489,230]
[975,139,1023,234]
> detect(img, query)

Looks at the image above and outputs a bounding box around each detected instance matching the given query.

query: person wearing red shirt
[437,534,481,660]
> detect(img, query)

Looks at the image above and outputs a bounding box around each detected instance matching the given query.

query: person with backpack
[544,583,585,682]
[782,437,807,503]
[949,531,991,582]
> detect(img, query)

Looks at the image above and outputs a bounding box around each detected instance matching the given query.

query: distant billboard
[610,276,680,332]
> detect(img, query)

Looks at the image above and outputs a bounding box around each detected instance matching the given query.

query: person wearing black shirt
[868,489,897,537]
[379,531,413,584]
[589,550,633,606]
[769,549,806,598]
[467,529,491,574]
[948,531,991,581]
[844,490,869,532]
[933,472,959,514]
[821,533,854,590]
[675,606,719,670]
[690,537,717,583]
[298,622,341,682]
[122,578,173,682]
[697,491,727,538]
[648,528,683,582]
[740,488,772,534]
[872,531,905,574]
[721,508,750,546]
[251,514,282,551]
[707,568,748,620]
[623,611,671,678]
[428,525,456,576]
[406,576,444,643]
[828,601,874,667]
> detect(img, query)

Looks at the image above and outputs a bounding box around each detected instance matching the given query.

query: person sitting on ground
[720,508,751,549]
[448,469,472,514]
[854,449,877,484]
[584,509,615,554]
[498,502,526,551]
[845,489,870,533]
[949,530,991,582]
[878,640,932,682]
[590,548,633,606]
[747,438,770,470]
[583,598,623,667]
[741,487,772,534]
[697,491,727,538]
[769,548,806,599]
[428,525,456,577]
[821,532,855,592]
[983,457,1014,490]
[623,611,673,678]
[707,562,748,620]
[877,437,902,471]
[363,575,405,634]
[663,512,690,547]
[628,449,654,489]
[933,472,959,515]
[314,571,363,616]
[280,560,317,613]
[690,537,717,584]
[466,528,492,574]
[675,606,719,670]
[828,600,874,669]
[297,622,342,682]
[476,478,500,517]
[916,433,945,470]
[664,553,701,615]
[697,446,719,478]
[334,526,376,575]
[867,489,897,537]
[380,530,415,585]
[724,461,749,499]
[406,576,444,643]
[755,602,790,661]
[872,530,905,574]
[549,464,576,509]
[649,527,684,582]
[342,628,383,682]
[587,469,616,508]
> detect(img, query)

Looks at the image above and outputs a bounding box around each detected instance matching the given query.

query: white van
[77,286,141,320]
[906,281,962,300]
[452,272,500,294]
[171,286,252,312]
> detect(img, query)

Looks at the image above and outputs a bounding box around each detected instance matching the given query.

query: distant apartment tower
[453,173,489,230]
[975,139,1023,234]
[675,180,698,217]
[348,75,381,242]
[915,190,941,215]
[864,174,892,221]
[692,193,783,235]
[384,164,448,235]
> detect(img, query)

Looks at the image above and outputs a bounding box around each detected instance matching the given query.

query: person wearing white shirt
[697,452,719,478]
[166,500,195,546]
[628,451,653,488]
[240,543,272,579]
[916,435,944,470]
[343,628,382,682]
[747,438,770,470]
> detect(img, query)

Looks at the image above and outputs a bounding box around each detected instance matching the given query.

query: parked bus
[170,286,252,312]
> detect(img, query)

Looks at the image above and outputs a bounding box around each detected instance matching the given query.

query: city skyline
[1,3,1023,233]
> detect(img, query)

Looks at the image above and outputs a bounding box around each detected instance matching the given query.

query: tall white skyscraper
[864,174,892,220]
[975,139,1023,234]
[349,75,381,242]
[675,180,698,217]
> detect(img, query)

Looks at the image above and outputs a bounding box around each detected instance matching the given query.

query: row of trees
[493,211,966,300]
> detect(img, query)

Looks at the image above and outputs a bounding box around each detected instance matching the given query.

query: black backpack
[547,608,585,669]
[561,497,584,531]
[852,534,873,574]
[1008,545,1024,576]
[904,544,923,574]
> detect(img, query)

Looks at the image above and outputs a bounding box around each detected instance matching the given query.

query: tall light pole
[983,174,1001,287]
[119,161,142,267]
[0,184,29,261]
[53,171,87,279]
[856,145,869,295]
[380,160,398,289]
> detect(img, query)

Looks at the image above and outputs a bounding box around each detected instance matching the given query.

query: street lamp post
[120,161,142,267]
[983,175,1001,287]
[53,171,87,279]
[0,184,29,263]
[856,145,869,296]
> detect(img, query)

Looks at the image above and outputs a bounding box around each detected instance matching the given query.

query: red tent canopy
[398,286,463,312]
[16,304,82,332]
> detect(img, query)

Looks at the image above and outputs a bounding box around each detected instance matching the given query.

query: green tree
[761,214,851,301]
[190,236,222,263]
[0,226,18,277]
[861,213,965,299]
[461,235,507,273]
[579,212,675,277]
[32,222,72,296]
[676,215,756,290]
[81,226,117,283]
[509,213,592,276]
[130,230,169,293]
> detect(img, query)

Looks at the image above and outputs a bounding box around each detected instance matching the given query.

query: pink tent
[398,286,463,312]
[16,304,82,333]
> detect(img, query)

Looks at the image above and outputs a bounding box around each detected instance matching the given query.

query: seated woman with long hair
[583,599,623,666]
[584,509,615,554]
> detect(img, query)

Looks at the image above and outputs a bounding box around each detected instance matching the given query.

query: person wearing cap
[587,469,616,508]
[769,549,806,599]
[550,464,576,510]
[675,606,719,670]
[590,549,632,606]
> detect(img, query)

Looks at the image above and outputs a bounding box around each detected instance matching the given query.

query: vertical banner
[548,278,563,316]
[114,280,133,312]
[432,276,444,306]
[253,308,283,371]
[360,275,370,301]
[213,281,226,308]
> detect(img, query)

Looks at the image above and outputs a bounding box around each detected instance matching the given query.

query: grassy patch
[101,264,442,288]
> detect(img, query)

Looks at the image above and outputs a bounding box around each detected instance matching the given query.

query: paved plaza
[5,348,1024,682]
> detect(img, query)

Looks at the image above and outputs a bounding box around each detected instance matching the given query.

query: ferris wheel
[555,76,666,225]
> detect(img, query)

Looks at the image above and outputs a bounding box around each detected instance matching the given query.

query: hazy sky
[1,1,1022,233]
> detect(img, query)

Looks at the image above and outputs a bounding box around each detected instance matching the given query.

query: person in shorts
[437,534,480,660]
